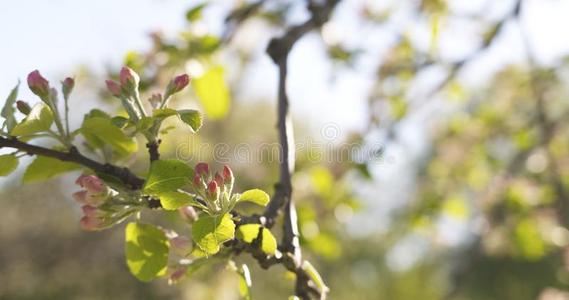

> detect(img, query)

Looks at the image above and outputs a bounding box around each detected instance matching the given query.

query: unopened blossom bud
[72,190,88,204]
[179,206,198,222]
[207,180,219,199]
[62,77,75,100]
[119,66,140,92]
[195,162,209,176]
[214,172,224,186]
[165,74,190,96]
[75,175,106,194]
[16,100,31,115]
[27,70,50,100]
[168,265,188,284]
[80,215,104,231]
[193,174,203,187]
[222,165,235,193]
[82,205,103,218]
[169,235,192,256]
[148,93,162,109]
[222,165,233,181]
[105,80,122,97]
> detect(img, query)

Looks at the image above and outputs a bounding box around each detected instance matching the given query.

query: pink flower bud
[166,74,190,96]
[27,70,50,99]
[179,206,198,222]
[207,180,219,199]
[168,265,187,284]
[169,236,191,256]
[82,205,102,218]
[75,175,106,194]
[80,216,104,231]
[105,80,122,97]
[195,163,209,176]
[16,100,31,115]
[148,93,162,108]
[193,174,203,187]
[222,165,233,181]
[62,77,75,99]
[214,172,224,186]
[119,66,140,90]
[72,190,88,204]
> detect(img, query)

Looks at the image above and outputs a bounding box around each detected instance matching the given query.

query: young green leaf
[237,264,252,300]
[81,117,137,156]
[152,108,202,133]
[238,189,270,206]
[0,155,19,177]
[178,109,202,133]
[10,103,53,136]
[125,222,169,282]
[237,224,277,255]
[159,191,201,210]
[192,213,235,255]
[22,156,80,183]
[260,228,277,255]
[1,81,19,132]
[192,66,230,119]
[301,261,329,294]
[143,159,193,195]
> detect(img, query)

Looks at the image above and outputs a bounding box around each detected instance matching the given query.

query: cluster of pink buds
[73,174,111,231]
[192,163,235,213]
[105,67,140,98]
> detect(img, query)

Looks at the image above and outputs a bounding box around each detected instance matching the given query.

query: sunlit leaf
[0,155,19,176]
[125,222,169,281]
[192,213,235,255]
[81,117,137,156]
[143,159,193,195]
[239,189,270,206]
[159,191,199,210]
[10,103,53,136]
[22,156,80,183]
[192,66,230,119]
[237,224,277,255]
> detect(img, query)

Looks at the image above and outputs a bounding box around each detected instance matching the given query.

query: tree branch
[262,1,340,298]
[0,136,145,189]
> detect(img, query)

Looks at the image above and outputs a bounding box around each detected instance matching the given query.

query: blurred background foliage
[2,0,569,299]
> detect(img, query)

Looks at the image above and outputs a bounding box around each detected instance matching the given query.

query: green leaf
[10,103,53,136]
[237,224,260,243]
[260,228,277,255]
[178,109,202,133]
[0,155,19,176]
[153,108,202,133]
[143,159,193,195]
[239,189,270,206]
[81,117,137,156]
[153,108,178,118]
[1,81,19,132]
[192,213,235,255]
[159,191,198,210]
[237,224,277,255]
[237,264,252,300]
[23,156,80,183]
[301,261,328,294]
[125,222,169,282]
[192,66,230,119]
[186,3,207,22]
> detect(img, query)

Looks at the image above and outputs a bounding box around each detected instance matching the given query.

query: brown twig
[261,1,340,298]
[0,136,145,189]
